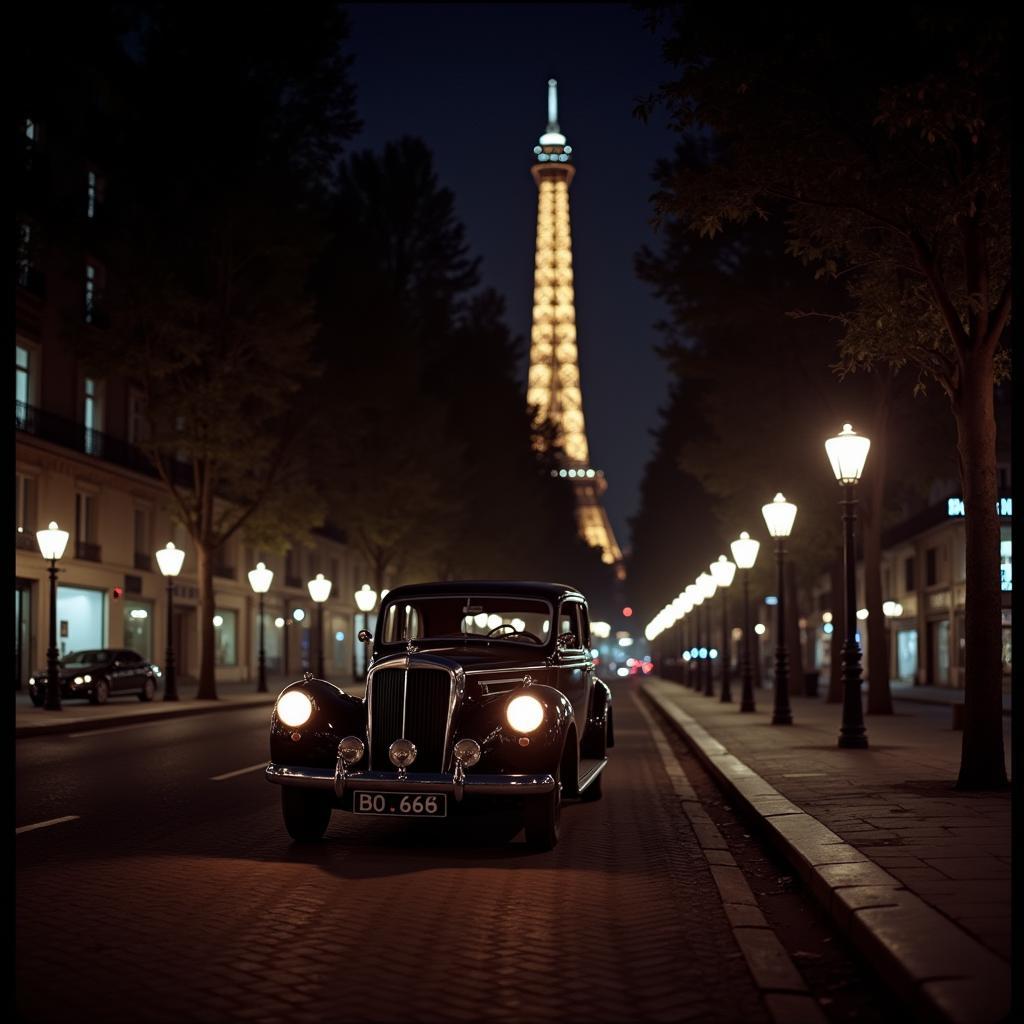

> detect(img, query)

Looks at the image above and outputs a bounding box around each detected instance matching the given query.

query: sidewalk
[15,674,366,738]
[890,682,1012,715]
[641,677,1011,1024]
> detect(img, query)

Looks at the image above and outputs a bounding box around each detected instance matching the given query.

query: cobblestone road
[16,687,875,1023]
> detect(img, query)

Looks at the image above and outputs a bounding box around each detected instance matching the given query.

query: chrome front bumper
[265,762,555,802]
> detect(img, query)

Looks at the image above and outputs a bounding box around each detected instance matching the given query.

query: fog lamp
[506,694,544,733]
[338,736,365,765]
[276,691,313,728]
[389,738,417,769]
[453,738,481,767]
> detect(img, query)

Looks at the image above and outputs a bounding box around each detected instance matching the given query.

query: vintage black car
[28,648,162,706]
[266,581,613,850]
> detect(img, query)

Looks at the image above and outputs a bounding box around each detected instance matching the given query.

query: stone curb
[640,679,1011,1024]
[15,696,277,737]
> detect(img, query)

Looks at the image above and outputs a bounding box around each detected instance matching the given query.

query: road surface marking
[211,762,268,782]
[16,815,80,835]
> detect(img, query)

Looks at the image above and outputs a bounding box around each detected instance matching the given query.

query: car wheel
[281,788,333,842]
[30,692,44,708]
[90,679,110,705]
[524,769,561,851]
[138,676,156,702]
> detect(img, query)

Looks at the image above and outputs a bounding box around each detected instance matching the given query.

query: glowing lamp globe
[248,561,273,595]
[36,521,69,561]
[825,423,871,484]
[697,572,717,601]
[155,541,185,577]
[761,493,798,538]
[307,573,332,603]
[354,584,377,612]
[710,555,737,588]
[730,532,760,570]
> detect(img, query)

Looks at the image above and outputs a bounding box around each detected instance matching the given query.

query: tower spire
[547,78,559,133]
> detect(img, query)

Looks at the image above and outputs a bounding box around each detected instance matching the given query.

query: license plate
[353,792,447,817]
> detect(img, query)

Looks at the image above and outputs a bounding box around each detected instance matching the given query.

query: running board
[577,757,608,795]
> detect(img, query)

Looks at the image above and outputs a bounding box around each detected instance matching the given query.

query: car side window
[578,605,591,648]
[558,602,583,650]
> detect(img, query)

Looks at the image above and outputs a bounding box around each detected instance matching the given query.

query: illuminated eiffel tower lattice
[527,79,625,580]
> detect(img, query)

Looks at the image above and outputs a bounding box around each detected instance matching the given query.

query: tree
[641,3,1009,787]
[74,2,361,699]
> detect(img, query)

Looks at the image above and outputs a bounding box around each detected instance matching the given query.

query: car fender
[269,677,366,769]
[582,677,613,755]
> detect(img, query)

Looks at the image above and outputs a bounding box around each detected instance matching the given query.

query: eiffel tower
[527,79,625,581]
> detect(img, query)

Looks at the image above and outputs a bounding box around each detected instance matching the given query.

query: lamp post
[762,493,798,725]
[155,541,185,702]
[730,532,760,712]
[826,423,871,749]
[710,555,737,702]
[308,573,333,678]
[697,573,718,695]
[685,584,702,688]
[248,561,274,693]
[36,521,70,711]
[353,583,378,681]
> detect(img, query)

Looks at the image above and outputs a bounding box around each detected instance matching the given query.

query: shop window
[896,629,917,684]
[213,609,238,666]
[123,600,153,660]
[56,586,106,658]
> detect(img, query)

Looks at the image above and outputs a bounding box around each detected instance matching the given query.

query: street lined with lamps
[761,492,797,725]
[155,541,185,701]
[825,423,871,749]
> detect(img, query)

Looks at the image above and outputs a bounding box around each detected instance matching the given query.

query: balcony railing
[16,401,191,488]
[134,552,152,572]
[76,540,102,562]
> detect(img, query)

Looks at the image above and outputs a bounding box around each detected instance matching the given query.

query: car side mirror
[358,629,373,644]
[556,632,577,651]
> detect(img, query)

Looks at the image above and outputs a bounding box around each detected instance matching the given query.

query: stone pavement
[14,674,365,737]
[641,677,1012,1024]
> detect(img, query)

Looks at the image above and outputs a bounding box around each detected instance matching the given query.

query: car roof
[381,580,586,603]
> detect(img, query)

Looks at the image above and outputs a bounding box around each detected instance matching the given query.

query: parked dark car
[28,648,162,705]
[266,580,614,850]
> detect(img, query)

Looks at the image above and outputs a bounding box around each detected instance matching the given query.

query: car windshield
[380,596,553,646]
[61,650,110,665]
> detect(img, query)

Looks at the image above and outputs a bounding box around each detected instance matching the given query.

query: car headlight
[74,676,84,685]
[28,677,36,687]
[506,694,544,733]
[84,674,92,683]
[276,691,313,728]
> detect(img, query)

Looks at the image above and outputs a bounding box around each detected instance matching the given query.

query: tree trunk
[784,560,804,687]
[827,552,844,702]
[864,377,893,714]
[954,352,1007,789]
[195,542,218,700]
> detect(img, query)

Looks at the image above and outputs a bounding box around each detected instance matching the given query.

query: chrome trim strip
[266,763,556,796]
[577,757,608,794]
[464,664,549,676]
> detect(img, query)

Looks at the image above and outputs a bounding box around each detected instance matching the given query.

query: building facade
[15,114,374,694]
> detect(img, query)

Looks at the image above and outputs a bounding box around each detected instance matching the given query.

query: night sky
[347,2,675,550]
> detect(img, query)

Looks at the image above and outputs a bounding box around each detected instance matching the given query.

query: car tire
[138,676,156,702]
[30,692,44,708]
[90,679,110,705]
[524,769,561,851]
[281,788,333,842]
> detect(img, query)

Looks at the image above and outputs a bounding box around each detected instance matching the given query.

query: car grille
[369,667,452,772]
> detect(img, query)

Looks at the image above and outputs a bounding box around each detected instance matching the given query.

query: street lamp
[155,541,185,702]
[248,561,274,693]
[308,573,333,678]
[685,584,702,689]
[697,572,718,696]
[36,521,70,711]
[730,531,761,712]
[710,555,737,702]
[762,492,798,725]
[825,422,871,749]
[353,583,378,680]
